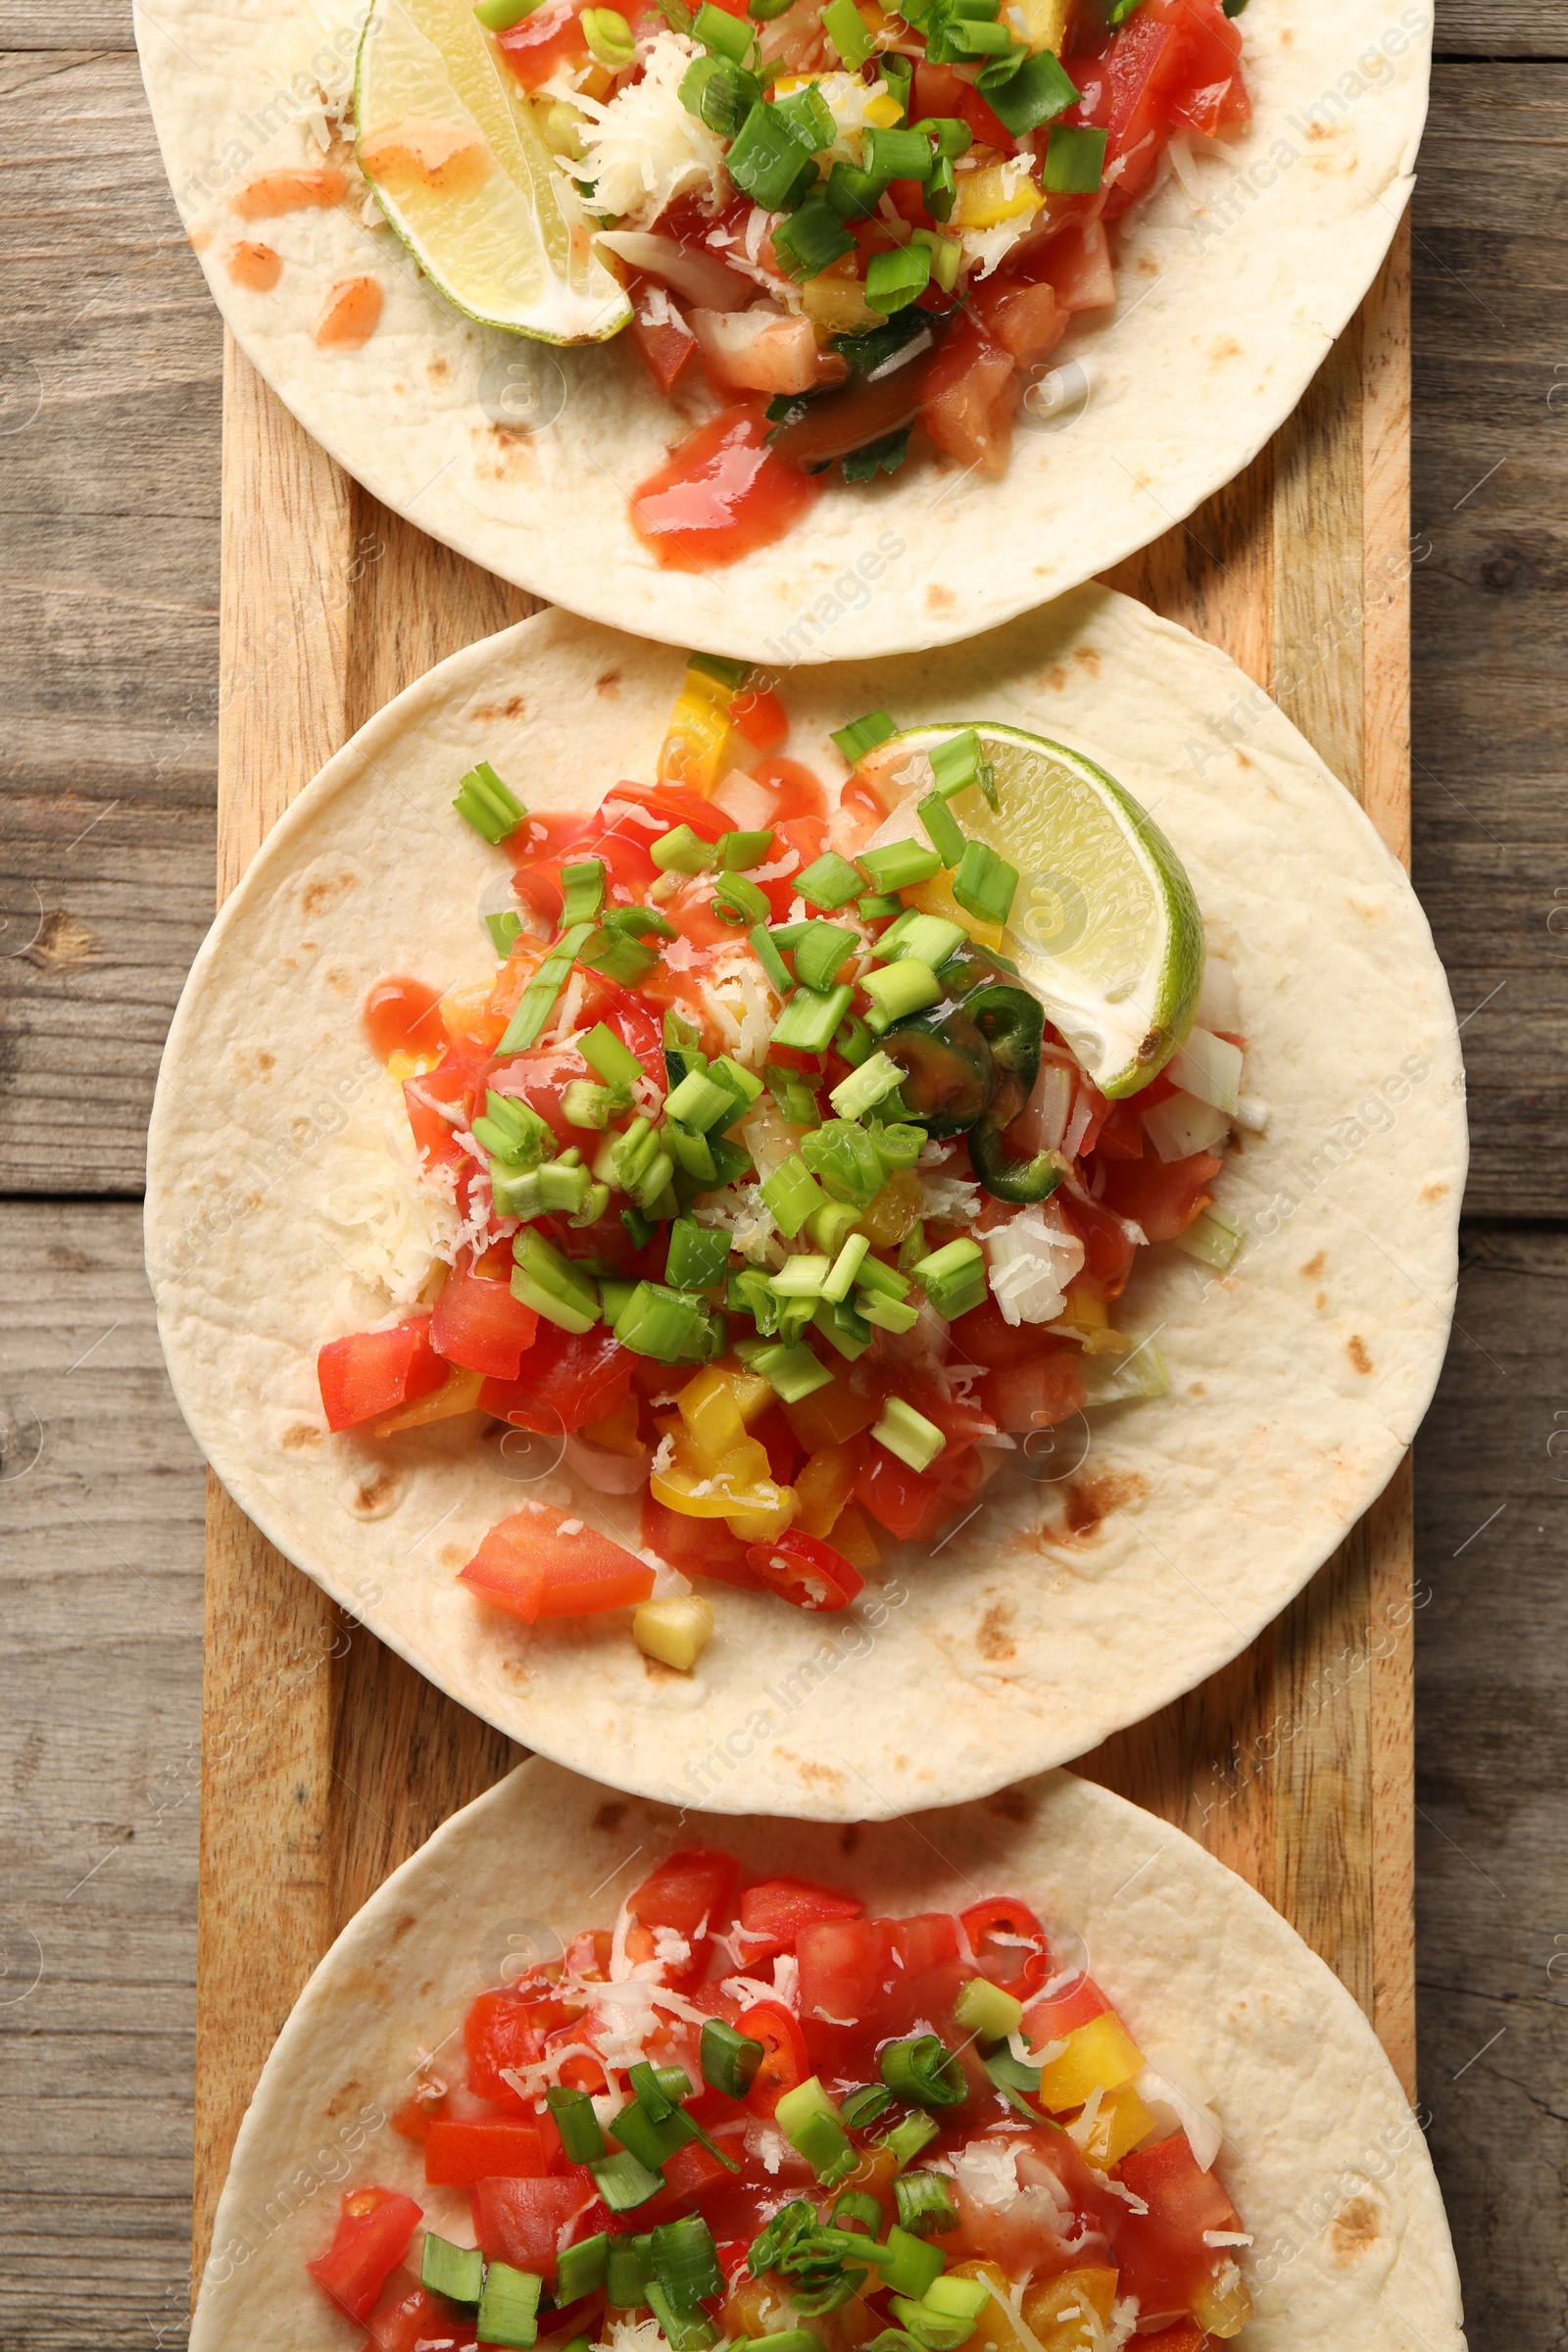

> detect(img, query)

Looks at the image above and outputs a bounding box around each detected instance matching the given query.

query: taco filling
[303,1857,1251,2352]
[318,656,1255,1660]
[358,0,1249,564]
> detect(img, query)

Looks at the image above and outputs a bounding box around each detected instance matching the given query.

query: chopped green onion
[820,1231,870,1301]
[770,1252,831,1299]
[562,1077,624,1130]
[760,1155,831,1238]
[880,2112,941,2173]
[666,1120,717,1183]
[719,827,776,870]
[477,2263,542,2349]
[512,1230,602,1333]
[665,1218,731,1290]
[924,2278,990,2323]
[802,1117,886,1205]
[865,241,931,314]
[909,114,971,157]
[887,2297,980,2351]
[773,981,855,1054]
[982,2045,1042,2118]
[473,1088,555,1166]
[772,80,836,149]
[763,1062,822,1126]
[544,2087,606,2168]
[607,2230,659,2299]
[647,2283,716,2352]
[666,1067,746,1131]
[681,49,763,132]
[911,226,961,290]
[747,2335,821,2352]
[497,921,595,1053]
[797,851,865,910]
[858,893,903,923]
[855,1253,910,1300]
[857,838,943,893]
[574,1180,612,1229]
[715,871,772,926]
[611,2095,690,2173]
[874,2222,944,2295]
[693,0,755,51]
[613,1280,720,1364]
[820,0,873,63]
[770,919,809,947]
[725,99,818,208]
[687,649,751,687]
[775,2077,858,2187]
[952,841,1018,926]
[983,43,1078,132]
[872,1395,946,1471]
[879,2034,966,2108]
[454,759,525,844]
[829,1051,903,1119]
[701,2016,764,2097]
[792,922,858,993]
[861,959,943,1023]
[832,2188,884,2235]
[751,1340,835,1403]
[653,823,719,875]
[834,1010,875,1066]
[651,2214,725,2306]
[898,1219,928,1272]
[712,1054,763,1109]
[749,921,794,994]
[486,908,524,955]
[611,904,679,941]
[831,710,897,764]
[748,2201,817,2278]
[581,3,635,62]
[420,2233,483,2304]
[579,923,661,985]
[894,2173,959,2238]
[825,161,884,220]
[474,0,542,28]
[1043,122,1106,192]
[927,729,987,802]
[886,911,966,969]
[537,1158,592,1214]
[862,122,934,179]
[581,1021,644,1088]
[859,1292,920,1335]
[801,1203,855,1261]
[813,1295,871,1361]
[952,1976,1023,2042]
[557,2232,611,2303]
[917,791,966,867]
[911,1236,987,1320]
[623,1205,657,1249]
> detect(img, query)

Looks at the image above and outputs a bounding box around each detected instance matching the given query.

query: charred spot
[839,1825,860,1855]
[925,584,956,612]
[1061,1471,1147,1540]
[1329,2194,1382,2260]
[987,1786,1031,1825]
[976,1597,1017,1664]
[596,668,623,696]
[280,1422,321,1451]
[593,1800,627,1834]
[1346,1335,1372,1375]
[1300,1251,1326,1280]
[302,871,358,917]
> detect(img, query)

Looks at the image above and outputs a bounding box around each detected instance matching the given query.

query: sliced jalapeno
[963,985,1044,1097]
[881,1010,993,1137]
[968,1117,1066,1204]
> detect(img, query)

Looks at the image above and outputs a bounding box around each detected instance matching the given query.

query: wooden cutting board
[194,219,1415,2282]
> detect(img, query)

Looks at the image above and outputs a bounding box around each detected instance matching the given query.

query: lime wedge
[355,0,630,343]
[885,723,1204,1098]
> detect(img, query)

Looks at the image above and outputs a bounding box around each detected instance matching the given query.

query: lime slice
[355,0,630,343]
[885,723,1204,1097]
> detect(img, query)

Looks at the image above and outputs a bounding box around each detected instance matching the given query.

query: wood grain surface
[8,28,1568,2352]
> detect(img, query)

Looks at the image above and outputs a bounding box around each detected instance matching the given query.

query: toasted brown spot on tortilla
[1061,1471,1147,1540]
[303,870,359,917]
[281,1422,321,1451]
[1329,2195,1381,2260]
[1347,1335,1372,1375]
[1072,647,1101,676]
[784,1755,846,1791]
[596,669,623,696]
[390,1911,418,1944]
[429,356,451,384]
[976,1597,1016,1663]
[351,1468,401,1515]
[593,1801,627,1833]
[1188,1381,1205,1397]
[440,1544,468,1570]
[1300,1251,1326,1279]
[925,584,956,612]
[1209,336,1242,363]
[25,910,99,968]
[1235,751,1251,770]
[1307,121,1334,141]
[474,695,529,722]
[1046,664,1067,691]
[987,1786,1031,1825]
[1316,1291,1327,1310]
[1422,1179,1449,1201]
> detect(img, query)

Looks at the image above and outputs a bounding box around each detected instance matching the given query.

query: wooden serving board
[194,218,1416,2282]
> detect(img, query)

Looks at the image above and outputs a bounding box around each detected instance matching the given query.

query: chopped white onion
[1170,1025,1243,1117]
[1140,1089,1231,1164]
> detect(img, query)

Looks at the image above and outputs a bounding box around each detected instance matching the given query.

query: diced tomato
[911,60,1017,152]
[920,313,1018,477]
[366,2280,476,2352]
[959,1896,1051,1994]
[1024,216,1117,317]
[1090,1099,1147,1161]
[459,1501,655,1624]
[1023,1974,1109,2041]
[641,1493,761,1590]
[751,1403,803,1490]
[602,779,733,844]
[969,276,1063,373]
[1136,2326,1208,2352]
[797,1914,895,2026]
[480,1321,635,1435]
[470,2176,592,2281]
[948,1294,1048,1373]
[738,1877,864,1965]
[1115,2133,1241,2321]
[1098,1151,1222,1244]
[745,1529,862,1612]
[628,286,699,396]
[365,975,444,1063]
[306,2186,422,2324]
[425,2117,549,2185]
[737,1997,810,2117]
[637,2134,743,2220]
[627,1848,739,1985]
[497,0,590,90]
[465,1988,544,2103]
[403,1048,486,1174]
[391,2085,446,2141]
[853,1446,946,1544]
[431,1255,539,1379]
[633,407,822,570]
[956,2123,1127,2275]
[1056,1192,1139,1297]
[318,1315,449,1433]
[983,1352,1087,1436]
[729,686,789,753]
[1066,0,1246,220]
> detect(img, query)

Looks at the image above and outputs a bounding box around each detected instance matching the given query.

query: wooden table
[5,19,1568,2352]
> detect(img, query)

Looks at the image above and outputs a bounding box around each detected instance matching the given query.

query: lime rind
[884,722,1205,1097]
[355,0,630,344]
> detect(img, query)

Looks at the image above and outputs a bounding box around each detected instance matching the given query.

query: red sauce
[632,408,822,572]
[224,240,282,292]
[315,276,383,351]
[365,975,444,1063]
[231,167,347,220]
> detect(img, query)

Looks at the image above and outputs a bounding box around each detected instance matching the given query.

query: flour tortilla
[135,0,1429,662]
[191,1759,1465,2352]
[144,589,1465,1820]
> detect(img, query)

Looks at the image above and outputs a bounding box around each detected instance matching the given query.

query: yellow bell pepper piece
[1035,2011,1144,2113]
[581,1395,644,1457]
[1078,2081,1156,2169]
[857,1168,924,1248]
[725,1492,798,1543]
[652,1425,795,1525]
[371,1365,484,1437]
[954,164,1044,232]
[861,89,904,126]
[659,665,737,795]
[677,1364,772,1459]
[829,1501,881,1567]
[386,1048,441,1084]
[1012,0,1068,51]
[795,1442,858,1537]
[1194,2273,1250,2340]
[632,1594,714,1672]
[1019,2269,1119,2350]
[943,2262,1028,2352]
[907,870,1005,953]
[803,274,886,337]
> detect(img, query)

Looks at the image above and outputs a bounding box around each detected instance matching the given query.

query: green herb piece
[858,893,903,923]
[512,1230,602,1333]
[652,823,718,876]
[477,2263,543,2349]
[749,921,794,993]
[622,1205,657,1248]
[581,1020,644,1087]
[749,2335,822,2352]
[953,1977,1023,2042]
[667,1067,746,1131]
[862,122,935,178]
[982,2048,1042,2118]
[857,838,943,893]
[1043,122,1106,192]
[753,1340,836,1403]
[562,1078,626,1130]
[861,959,944,1023]
[917,790,966,867]
[607,2230,659,2299]
[819,0,873,62]
[909,113,971,156]
[820,1231,870,1302]
[607,904,678,941]
[982,43,1078,132]
[760,1154,831,1238]
[454,759,525,844]
[825,161,885,220]
[865,242,931,314]
[665,1120,716,1183]
[834,1010,875,1066]
[893,2173,958,2239]
[926,728,990,803]
[833,2188,884,2235]
[748,2200,817,2279]
[579,923,661,985]
[420,2233,483,2304]
[912,225,960,287]
[772,79,836,148]
[681,49,763,132]
[768,1252,829,1300]
[693,0,755,50]
[701,2016,764,2097]
[872,1395,947,1472]
[880,49,911,111]
[647,2283,716,2352]
[665,1218,731,1291]
[797,851,865,910]
[556,2231,610,2302]
[581,3,635,62]
[687,649,751,687]
[651,2214,725,2307]
[763,1061,821,1126]
[473,1088,555,1167]
[774,2078,858,2187]
[879,2033,967,2108]
[831,710,897,764]
[773,981,855,1054]
[793,922,858,993]
[801,1117,886,1205]
[859,1292,920,1334]
[855,1253,910,1301]
[772,191,855,279]
[911,1236,987,1320]
[474,0,542,28]
[843,428,912,484]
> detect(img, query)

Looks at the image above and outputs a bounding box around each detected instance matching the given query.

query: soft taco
[136,0,1428,659]
[144,589,1464,1819]
[190,1760,1465,2352]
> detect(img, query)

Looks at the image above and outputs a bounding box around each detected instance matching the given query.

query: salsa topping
[318,657,1251,1667]
[305,1863,1251,2352]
